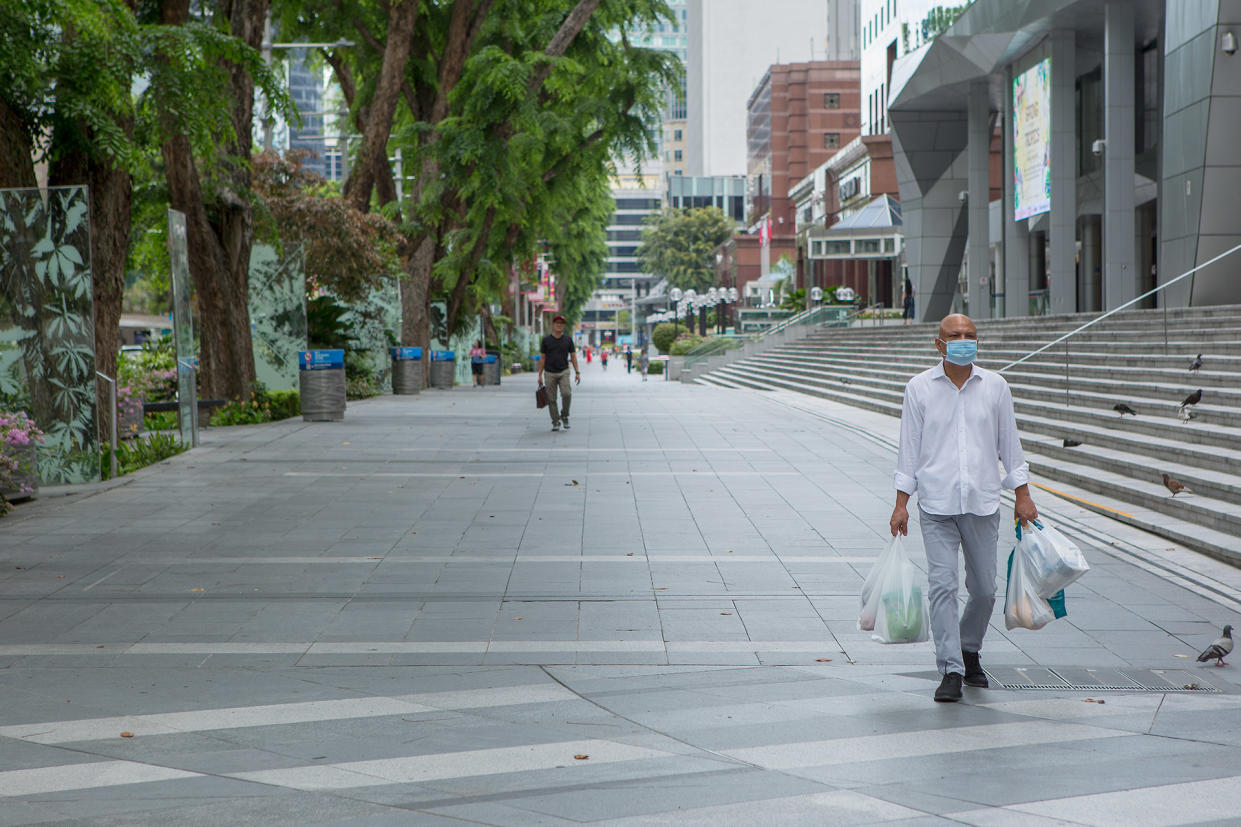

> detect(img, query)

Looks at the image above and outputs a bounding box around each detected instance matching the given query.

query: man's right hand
[889,504,908,537]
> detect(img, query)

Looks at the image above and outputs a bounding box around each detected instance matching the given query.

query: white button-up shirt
[894,362,1029,517]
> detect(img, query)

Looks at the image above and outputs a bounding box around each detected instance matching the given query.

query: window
[824,132,841,149]
[857,239,881,253]
[825,241,851,255]
[673,128,683,141]
[614,198,661,210]
[824,92,840,109]
[674,149,683,161]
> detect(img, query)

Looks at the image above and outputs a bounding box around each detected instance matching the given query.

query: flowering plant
[1,410,44,513]
[117,384,145,435]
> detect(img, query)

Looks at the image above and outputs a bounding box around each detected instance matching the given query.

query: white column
[968,81,992,319]
[1049,30,1077,315]
[1104,0,1136,309]
[1003,67,1029,316]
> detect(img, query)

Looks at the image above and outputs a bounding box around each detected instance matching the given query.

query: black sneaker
[562,419,570,430]
[962,650,989,688]
[934,673,963,702]
[551,422,560,432]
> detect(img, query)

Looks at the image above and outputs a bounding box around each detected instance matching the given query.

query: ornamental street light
[669,286,683,340]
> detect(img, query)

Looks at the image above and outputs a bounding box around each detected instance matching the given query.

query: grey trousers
[918,508,1000,676]
[545,369,572,424]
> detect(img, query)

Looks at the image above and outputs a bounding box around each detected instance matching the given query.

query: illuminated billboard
[1012,58,1051,221]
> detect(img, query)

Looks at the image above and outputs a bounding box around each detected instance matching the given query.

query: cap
[551,314,566,323]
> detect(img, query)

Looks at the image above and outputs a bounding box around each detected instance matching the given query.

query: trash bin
[483,354,500,386]
[299,349,346,421]
[429,350,456,389]
[391,347,423,395]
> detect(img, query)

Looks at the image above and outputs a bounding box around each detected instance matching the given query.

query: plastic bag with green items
[860,534,930,644]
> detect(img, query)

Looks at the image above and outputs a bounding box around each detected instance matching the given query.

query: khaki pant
[545,369,572,424]
[919,508,1000,676]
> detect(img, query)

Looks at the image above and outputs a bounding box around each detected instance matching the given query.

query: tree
[636,207,735,293]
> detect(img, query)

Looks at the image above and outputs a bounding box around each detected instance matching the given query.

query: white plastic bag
[1004,544,1056,631]
[858,534,930,643]
[1017,519,1089,598]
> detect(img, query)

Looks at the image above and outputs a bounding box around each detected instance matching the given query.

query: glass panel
[825,241,852,254]
[0,186,99,484]
[338,280,400,392]
[166,208,196,446]
[249,243,308,392]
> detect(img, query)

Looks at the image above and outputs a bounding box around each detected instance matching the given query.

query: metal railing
[997,240,1241,374]
[96,371,118,479]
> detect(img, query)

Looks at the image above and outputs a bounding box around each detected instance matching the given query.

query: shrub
[118,336,177,401]
[144,411,178,431]
[102,431,188,480]
[647,359,664,375]
[651,322,678,354]
[266,390,300,420]
[668,334,705,356]
[0,411,44,515]
[210,396,272,427]
[346,376,381,400]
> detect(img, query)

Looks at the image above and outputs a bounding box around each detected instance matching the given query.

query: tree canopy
[636,206,736,293]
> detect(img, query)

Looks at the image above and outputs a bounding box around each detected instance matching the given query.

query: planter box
[1,443,37,502]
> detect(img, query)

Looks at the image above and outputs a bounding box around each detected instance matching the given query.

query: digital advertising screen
[1012,58,1051,221]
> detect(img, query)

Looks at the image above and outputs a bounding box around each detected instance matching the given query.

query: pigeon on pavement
[1180,389,1203,409]
[1196,625,1233,666]
[1189,353,1203,373]
[1162,473,1191,496]
[1063,438,1083,447]
[1113,403,1138,416]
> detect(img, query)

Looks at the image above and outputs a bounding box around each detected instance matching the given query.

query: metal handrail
[997,240,1241,373]
[95,371,118,479]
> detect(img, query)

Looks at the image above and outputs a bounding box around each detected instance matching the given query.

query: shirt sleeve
[540,337,547,355]
[995,379,1030,489]
[894,379,922,495]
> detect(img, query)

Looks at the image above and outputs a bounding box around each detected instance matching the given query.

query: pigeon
[1196,625,1233,666]
[1063,438,1083,448]
[1113,403,1138,416]
[1177,406,1198,424]
[1180,389,1203,409]
[1189,353,1203,373]
[1162,473,1191,496]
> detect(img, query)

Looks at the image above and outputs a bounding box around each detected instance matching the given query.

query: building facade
[888,0,1241,321]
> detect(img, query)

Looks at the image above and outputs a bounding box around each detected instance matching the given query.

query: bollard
[429,350,456,389]
[391,347,423,395]
[299,349,346,421]
[483,354,500,386]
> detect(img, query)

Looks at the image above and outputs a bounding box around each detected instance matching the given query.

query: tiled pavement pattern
[2,364,1240,825]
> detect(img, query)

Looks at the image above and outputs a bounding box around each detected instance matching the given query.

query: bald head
[937,314,977,341]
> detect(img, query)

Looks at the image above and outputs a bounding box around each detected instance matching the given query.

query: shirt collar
[933,360,981,386]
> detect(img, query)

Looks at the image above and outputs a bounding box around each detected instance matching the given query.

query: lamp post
[669,287,683,341]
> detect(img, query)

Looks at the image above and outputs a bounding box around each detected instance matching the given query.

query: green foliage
[637,207,736,293]
[208,388,300,426]
[650,322,679,354]
[265,390,300,420]
[346,376,382,400]
[101,431,187,480]
[118,335,177,401]
[780,288,806,311]
[143,411,178,431]
[646,358,664,375]
[668,333,705,356]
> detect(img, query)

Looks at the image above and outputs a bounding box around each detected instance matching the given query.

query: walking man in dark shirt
[539,315,580,431]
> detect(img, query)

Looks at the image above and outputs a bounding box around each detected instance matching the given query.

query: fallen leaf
[369,557,382,560]
[1184,683,1200,690]
[56,575,65,579]
[626,553,634,557]
[342,441,351,445]
[573,754,589,760]
[513,616,523,621]
[96,645,104,649]
[120,732,134,738]
[816,658,832,662]
[410,531,418,534]
[1174,654,1191,658]
[1083,698,1105,704]
[654,587,668,591]
[190,588,205,592]
[720,612,732,616]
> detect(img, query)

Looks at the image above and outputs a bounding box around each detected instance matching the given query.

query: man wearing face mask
[890,314,1038,702]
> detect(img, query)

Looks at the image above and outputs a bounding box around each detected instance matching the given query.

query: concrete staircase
[695,305,1241,565]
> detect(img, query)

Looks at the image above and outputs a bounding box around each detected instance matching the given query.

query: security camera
[1091,139,1106,156]
[958,190,968,202]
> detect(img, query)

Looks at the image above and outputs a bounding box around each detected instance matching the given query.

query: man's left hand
[1014,490,1038,526]
[575,371,581,385]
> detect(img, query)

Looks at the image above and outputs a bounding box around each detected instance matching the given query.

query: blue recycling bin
[391,346,423,395]
[299,349,346,421]
[429,350,456,389]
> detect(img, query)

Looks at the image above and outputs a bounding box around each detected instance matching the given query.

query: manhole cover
[985,666,1220,692]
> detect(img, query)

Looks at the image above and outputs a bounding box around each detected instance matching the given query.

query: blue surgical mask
[941,339,977,366]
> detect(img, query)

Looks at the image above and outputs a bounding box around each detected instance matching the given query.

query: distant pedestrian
[538,315,580,432]
[469,340,486,387]
[601,349,608,371]
[625,346,633,373]
[639,348,649,381]
[902,278,915,325]
[890,313,1037,703]
[585,346,592,365]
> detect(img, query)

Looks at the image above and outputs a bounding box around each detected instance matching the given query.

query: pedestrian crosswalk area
[3,667,1241,824]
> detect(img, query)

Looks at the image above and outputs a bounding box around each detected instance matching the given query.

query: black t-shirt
[541,334,575,372]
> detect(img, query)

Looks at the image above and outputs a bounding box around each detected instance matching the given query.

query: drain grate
[985,666,1221,693]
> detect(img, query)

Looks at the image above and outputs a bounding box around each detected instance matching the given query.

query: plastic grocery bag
[1017,519,1089,598]
[858,534,930,643]
[1004,545,1056,631]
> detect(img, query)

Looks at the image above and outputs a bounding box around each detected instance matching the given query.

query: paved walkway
[2,360,1240,825]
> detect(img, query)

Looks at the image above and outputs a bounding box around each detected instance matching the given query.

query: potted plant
[0,411,44,512]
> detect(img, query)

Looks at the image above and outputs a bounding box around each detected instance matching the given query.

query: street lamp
[810,285,823,304]
[669,287,683,340]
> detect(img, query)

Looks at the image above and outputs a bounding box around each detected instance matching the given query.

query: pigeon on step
[1180,389,1203,409]
[1063,438,1083,447]
[1161,473,1191,496]
[1196,625,1232,667]
[1113,403,1138,416]
[1177,406,1198,424]
[1188,353,1203,373]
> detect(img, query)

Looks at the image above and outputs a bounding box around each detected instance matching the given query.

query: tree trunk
[401,235,434,386]
[343,0,418,213]
[0,98,37,189]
